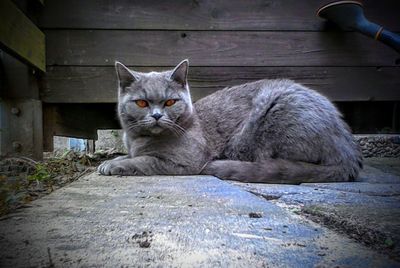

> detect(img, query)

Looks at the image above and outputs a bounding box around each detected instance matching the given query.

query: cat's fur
[98,60,363,183]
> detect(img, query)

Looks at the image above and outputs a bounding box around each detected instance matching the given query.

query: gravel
[355,135,400,158]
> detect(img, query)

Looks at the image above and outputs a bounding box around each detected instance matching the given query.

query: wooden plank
[0,0,45,71]
[42,104,56,152]
[41,102,400,139]
[45,30,399,67]
[38,0,400,31]
[40,66,400,103]
[0,50,39,99]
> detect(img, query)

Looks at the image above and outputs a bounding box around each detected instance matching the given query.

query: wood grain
[40,66,400,103]
[0,0,45,71]
[45,30,399,67]
[38,0,400,31]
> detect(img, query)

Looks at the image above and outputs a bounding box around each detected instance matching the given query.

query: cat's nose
[151,113,163,120]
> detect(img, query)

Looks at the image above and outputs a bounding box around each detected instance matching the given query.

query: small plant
[385,237,395,249]
[111,130,120,138]
[28,164,51,182]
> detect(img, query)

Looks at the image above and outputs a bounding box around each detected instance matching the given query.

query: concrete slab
[358,165,400,184]
[301,182,400,197]
[363,158,400,177]
[232,182,400,207]
[0,174,397,267]
[302,205,400,261]
[232,164,400,262]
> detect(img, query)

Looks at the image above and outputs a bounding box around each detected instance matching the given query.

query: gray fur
[98,60,362,183]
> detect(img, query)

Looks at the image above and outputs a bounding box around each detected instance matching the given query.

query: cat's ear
[170,59,189,87]
[115,61,139,91]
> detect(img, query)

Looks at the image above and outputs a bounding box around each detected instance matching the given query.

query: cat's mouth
[148,120,166,134]
[149,125,164,134]
[148,120,178,135]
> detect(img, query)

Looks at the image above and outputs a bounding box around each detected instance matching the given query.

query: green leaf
[385,238,395,248]
[28,164,51,182]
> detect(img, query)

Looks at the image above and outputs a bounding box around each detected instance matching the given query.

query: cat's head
[115,59,193,136]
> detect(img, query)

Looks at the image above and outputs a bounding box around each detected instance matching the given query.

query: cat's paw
[97,160,137,176]
[97,160,113,175]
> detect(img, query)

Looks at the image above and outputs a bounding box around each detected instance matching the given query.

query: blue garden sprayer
[317,0,400,53]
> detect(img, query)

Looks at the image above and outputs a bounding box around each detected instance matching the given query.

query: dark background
[2,0,400,157]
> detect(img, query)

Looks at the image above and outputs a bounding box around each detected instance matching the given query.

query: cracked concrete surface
[0,158,399,267]
[232,158,400,262]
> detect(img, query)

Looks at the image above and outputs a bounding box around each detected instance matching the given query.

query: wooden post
[0,0,45,160]
[393,102,399,133]
[0,99,43,159]
[0,51,43,160]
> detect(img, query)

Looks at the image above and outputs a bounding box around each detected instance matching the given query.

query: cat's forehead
[138,71,170,89]
[128,71,179,100]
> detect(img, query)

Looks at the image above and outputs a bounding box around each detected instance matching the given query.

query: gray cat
[98,60,362,183]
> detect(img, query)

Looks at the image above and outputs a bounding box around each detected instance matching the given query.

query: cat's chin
[149,126,164,135]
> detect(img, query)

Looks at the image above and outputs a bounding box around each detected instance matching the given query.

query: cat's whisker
[161,124,185,137]
[126,119,153,132]
[161,121,187,138]
[162,119,187,134]
[169,127,182,138]
[160,122,179,135]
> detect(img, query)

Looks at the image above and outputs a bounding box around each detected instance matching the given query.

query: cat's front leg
[97,155,133,175]
[98,156,164,176]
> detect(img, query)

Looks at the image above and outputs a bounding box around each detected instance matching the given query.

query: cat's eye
[165,99,176,107]
[135,99,148,108]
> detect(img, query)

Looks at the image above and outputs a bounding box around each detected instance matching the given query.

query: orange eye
[135,99,148,108]
[165,99,176,107]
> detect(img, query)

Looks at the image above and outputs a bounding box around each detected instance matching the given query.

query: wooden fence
[1,0,399,158]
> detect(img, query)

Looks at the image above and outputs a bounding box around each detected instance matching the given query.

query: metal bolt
[12,142,22,152]
[11,107,20,116]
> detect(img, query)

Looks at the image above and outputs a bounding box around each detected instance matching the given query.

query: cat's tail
[201,158,362,184]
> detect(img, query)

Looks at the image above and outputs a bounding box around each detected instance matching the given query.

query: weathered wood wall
[0,0,44,159]
[38,0,400,144]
